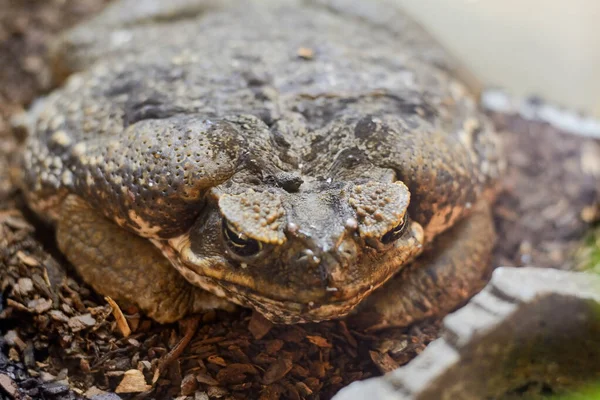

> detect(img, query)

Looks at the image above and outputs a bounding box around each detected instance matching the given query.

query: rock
[40,381,69,396]
[90,393,123,400]
[334,267,600,400]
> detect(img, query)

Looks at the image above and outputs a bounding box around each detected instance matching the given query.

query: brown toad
[20,0,503,329]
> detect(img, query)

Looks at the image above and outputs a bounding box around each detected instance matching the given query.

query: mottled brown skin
[20,0,503,328]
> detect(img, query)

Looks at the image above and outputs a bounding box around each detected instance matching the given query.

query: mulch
[0,1,598,399]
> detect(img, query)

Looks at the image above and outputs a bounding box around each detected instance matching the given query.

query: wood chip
[262,357,293,384]
[5,299,29,313]
[105,296,131,337]
[295,381,313,396]
[16,250,39,266]
[303,377,321,392]
[338,321,358,348]
[2,213,32,230]
[206,385,229,398]
[216,363,258,385]
[0,373,18,398]
[369,350,400,374]
[67,313,96,332]
[181,373,198,396]
[8,348,19,362]
[48,310,69,324]
[265,339,284,355]
[259,382,285,400]
[207,355,227,367]
[248,310,273,339]
[306,335,332,348]
[195,392,209,400]
[14,277,34,295]
[115,369,152,393]
[196,371,219,386]
[290,364,309,378]
[83,386,110,398]
[4,330,26,350]
[27,297,53,314]
[310,361,327,378]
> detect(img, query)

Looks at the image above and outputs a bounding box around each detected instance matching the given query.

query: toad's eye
[222,219,263,257]
[380,213,409,244]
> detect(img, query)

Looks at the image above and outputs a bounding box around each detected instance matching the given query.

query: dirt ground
[0,1,599,400]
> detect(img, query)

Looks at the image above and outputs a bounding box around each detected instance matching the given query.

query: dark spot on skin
[425,265,440,283]
[262,172,303,193]
[354,116,377,139]
[293,97,360,130]
[436,168,453,186]
[329,147,367,171]
[404,116,421,129]
[105,79,137,97]
[412,298,429,312]
[123,93,185,127]
[386,93,437,120]
[304,134,328,162]
[408,192,434,226]
[277,173,304,193]
[255,108,276,127]
[270,130,291,149]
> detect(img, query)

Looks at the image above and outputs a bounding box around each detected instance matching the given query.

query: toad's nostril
[294,249,321,269]
[304,249,321,265]
[337,240,358,259]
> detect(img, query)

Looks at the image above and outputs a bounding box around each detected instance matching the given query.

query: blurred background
[397,0,600,127]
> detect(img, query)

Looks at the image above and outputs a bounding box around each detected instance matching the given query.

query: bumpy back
[22,0,503,240]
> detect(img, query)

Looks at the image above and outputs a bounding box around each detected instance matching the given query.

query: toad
[20,0,503,329]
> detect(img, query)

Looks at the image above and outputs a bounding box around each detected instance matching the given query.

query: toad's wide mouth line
[176,262,392,323]
[156,236,401,322]
[197,273,377,323]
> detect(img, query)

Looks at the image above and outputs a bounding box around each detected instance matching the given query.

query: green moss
[552,384,600,400]
[575,227,600,274]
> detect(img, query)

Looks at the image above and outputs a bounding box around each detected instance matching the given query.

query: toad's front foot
[348,202,496,331]
[57,195,235,323]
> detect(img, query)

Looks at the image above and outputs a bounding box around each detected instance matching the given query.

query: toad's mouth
[176,267,384,324]
[152,238,403,323]
[215,280,374,323]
